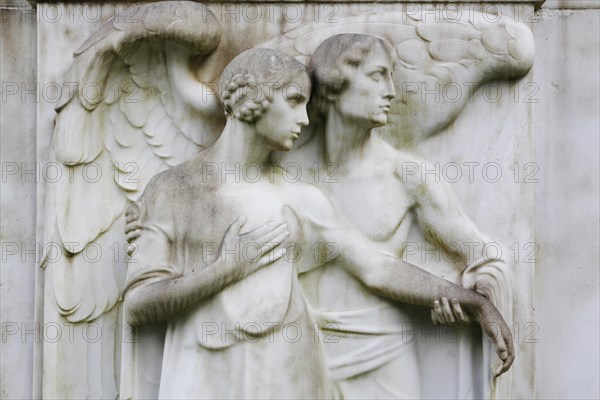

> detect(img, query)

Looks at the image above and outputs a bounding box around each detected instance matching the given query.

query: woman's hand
[215,215,290,281]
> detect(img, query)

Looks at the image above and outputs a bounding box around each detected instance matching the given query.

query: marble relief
[39,2,535,399]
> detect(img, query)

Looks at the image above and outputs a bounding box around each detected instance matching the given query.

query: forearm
[124,261,239,326]
[343,244,485,312]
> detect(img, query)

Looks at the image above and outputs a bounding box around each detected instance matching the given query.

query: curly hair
[218,48,308,123]
[308,34,394,115]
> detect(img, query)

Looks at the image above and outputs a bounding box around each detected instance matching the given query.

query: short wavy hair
[218,48,309,123]
[308,34,394,115]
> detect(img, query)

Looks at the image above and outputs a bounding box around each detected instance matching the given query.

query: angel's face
[254,74,310,151]
[336,44,395,128]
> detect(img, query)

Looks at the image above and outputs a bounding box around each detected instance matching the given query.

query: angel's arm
[401,163,488,265]
[399,161,510,302]
[333,227,513,376]
[295,190,514,376]
[124,203,289,327]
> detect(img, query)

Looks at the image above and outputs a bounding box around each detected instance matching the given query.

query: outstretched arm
[292,187,514,376]
[124,215,289,326]
[336,232,514,377]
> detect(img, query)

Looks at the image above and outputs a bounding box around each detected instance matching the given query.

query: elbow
[123,289,148,327]
[361,269,387,293]
[359,257,403,299]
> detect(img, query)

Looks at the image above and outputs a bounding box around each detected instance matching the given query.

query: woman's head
[218,48,310,123]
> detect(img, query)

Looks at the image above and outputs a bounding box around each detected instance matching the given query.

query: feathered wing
[263,10,534,146]
[41,2,223,398]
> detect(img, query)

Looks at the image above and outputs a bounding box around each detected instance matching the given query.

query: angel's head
[308,34,396,128]
[218,48,310,151]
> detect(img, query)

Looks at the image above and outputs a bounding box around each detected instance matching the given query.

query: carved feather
[43,1,223,326]
[261,10,534,144]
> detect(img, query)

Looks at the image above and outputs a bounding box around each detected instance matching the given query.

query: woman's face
[254,73,310,151]
[335,43,396,128]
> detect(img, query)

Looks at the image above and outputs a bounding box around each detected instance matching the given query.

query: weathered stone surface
[533,9,600,400]
[1,1,599,399]
[543,0,600,9]
[0,4,38,400]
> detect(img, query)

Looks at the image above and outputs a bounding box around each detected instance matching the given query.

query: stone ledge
[542,0,600,9]
[11,0,545,11]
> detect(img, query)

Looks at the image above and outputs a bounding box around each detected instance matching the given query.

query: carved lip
[291,132,300,139]
[380,104,391,113]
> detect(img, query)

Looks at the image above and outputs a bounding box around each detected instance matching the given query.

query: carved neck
[323,109,373,165]
[212,119,272,166]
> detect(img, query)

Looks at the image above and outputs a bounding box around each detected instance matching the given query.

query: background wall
[1,2,40,399]
[1,1,598,399]
[534,2,600,398]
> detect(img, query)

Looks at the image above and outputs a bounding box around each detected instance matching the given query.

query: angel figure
[121,46,514,399]
[268,33,505,398]
[270,25,533,398]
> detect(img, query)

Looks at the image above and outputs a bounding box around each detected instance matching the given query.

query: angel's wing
[43,1,223,323]
[41,3,223,397]
[262,10,534,146]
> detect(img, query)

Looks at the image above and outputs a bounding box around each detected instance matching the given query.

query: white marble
[533,9,600,399]
[33,2,534,398]
[1,0,599,399]
[542,0,600,9]
[0,4,39,399]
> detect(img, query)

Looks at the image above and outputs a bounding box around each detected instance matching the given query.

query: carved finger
[492,336,510,378]
[498,352,515,378]
[431,309,440,325]
[258,231,290,255]
[433,300,445,323]
[126,244,137,256]
[483,318,514,378]
[257,246,287,268]
[494,323,516,377]
[125,221,142,234]
[241,220,277,238]
[225,215,247,238]
[451,299,468,323]
[441,297,456,323]
[126,229,141,243]
[125,206,139,223]
[494,351,515,378]
[254,223,288,246]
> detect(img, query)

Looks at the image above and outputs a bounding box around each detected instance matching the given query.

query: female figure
[123,48,513,399]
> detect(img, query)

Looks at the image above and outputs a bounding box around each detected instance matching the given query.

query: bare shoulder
[141,155,208,201]
[372,137,447,204]
[280,181,342,232]
[370,138,423,184]
[143,168,189,200]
